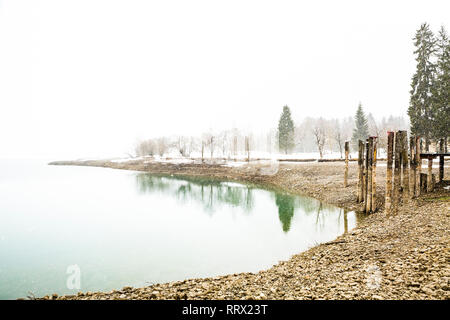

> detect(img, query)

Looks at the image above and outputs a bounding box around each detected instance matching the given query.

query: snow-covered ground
[110,156,149,163]
[104,149,448,169]
[151,156,194,164]
[247,151,352,160]
[222,161,248,167]
[107,151,348,165]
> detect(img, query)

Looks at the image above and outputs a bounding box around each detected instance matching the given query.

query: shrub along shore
[39,159,449,300]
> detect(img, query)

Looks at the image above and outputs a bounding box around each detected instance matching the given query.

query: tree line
[135,108,407,159]
[408,23,449,151]
[277,104,408,158]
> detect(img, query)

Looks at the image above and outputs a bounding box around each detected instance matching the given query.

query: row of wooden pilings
[349,130,439,215]
[343,137,378,214]
[385,131,439,214]
[354,137,378,213]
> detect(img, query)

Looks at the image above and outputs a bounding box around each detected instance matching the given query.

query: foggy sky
[0,0,448,159]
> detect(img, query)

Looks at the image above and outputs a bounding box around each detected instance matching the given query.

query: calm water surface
[0,159,360,299]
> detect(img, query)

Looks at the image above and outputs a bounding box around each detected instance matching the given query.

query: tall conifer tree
[277,105,295,154]
[408,23,436,151]
[351,103,369,149]
[431,26,450,149]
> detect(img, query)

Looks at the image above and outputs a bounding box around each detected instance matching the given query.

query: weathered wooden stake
[409,136,416,198]
[357,140,364,203]
[415,136,421,197]
[344,210,348,233]
[366,137,373,213]
[400,131,409,202]
[210,136,214,160]
[245,136,250,162]
[233,136,237,162]
[371,137,377,212]
[392,131,402,214]
[385,132,394,214]
[364,140,369,206]
[201,141,205,163]
[439,138,444,182]
[427,156,433,192]
[344,141,349,187]
[420,173,427,191]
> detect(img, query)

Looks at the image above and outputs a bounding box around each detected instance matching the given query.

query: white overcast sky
[0,0,448,159]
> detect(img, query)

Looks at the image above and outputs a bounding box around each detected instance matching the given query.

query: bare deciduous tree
[135,139,156,157]
[156,137,168,157]
[313,119,327,159]
[175,136,189,157]
[201,132,215,160]
[332,119,345,158]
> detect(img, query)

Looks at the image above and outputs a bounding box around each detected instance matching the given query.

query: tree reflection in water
[135,173,359,233]
[136,174,254,214]
[274,193,295,232]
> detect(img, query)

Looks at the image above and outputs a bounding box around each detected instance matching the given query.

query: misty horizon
[0,0,448,159]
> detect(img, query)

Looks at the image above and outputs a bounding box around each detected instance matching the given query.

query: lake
[0,159,359,299]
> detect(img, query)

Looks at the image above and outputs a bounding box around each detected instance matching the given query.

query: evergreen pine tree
[431,26,450,148]
[351,102,369,148]
[277,105,295,154]
[408,23,436,151]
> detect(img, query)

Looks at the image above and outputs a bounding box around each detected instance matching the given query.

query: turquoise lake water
[0,159,359,299]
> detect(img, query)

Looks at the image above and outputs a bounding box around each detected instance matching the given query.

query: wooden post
[420,173,427,192]
[366,137,373,213]
[392,131,401,214]
[415,136,421,197]
[409,136,416,198]
[432,173,436,190]
[245,136,250,162]
[201,141,205,163]
[233,136,237,162]
[385,132,394,214]
[357,140,364,203]
[371,137,377,212]
[344,141,349,187]
[439,138,444,182]
[427,156,433,192]
[364,139,369,207]
[400,131,409,201]
[210,136,214,160]
[344,210,348,233]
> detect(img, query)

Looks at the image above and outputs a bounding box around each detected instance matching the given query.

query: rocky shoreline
[41,159,449,300]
